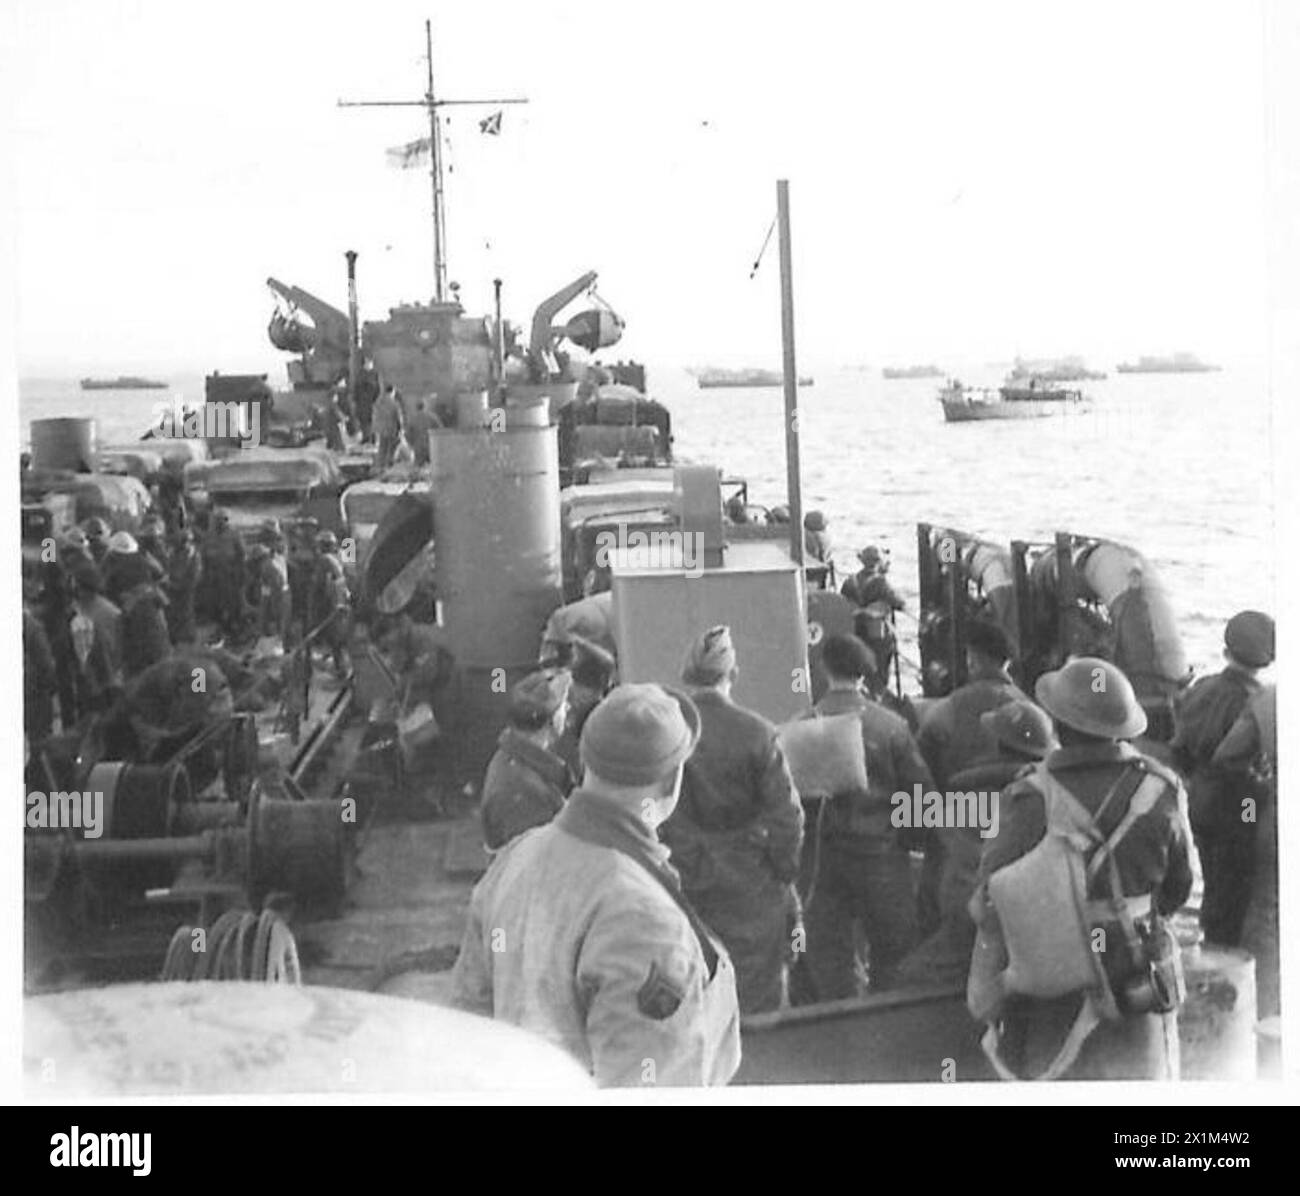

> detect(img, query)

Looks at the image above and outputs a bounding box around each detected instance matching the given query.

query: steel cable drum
[25,982,596,1096]
[360,490,435,604]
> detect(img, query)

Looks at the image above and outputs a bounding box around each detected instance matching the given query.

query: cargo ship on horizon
[696,367,813,388]
[1116,352,1220,374]
[882,364,943,380]
[79,375,169,390]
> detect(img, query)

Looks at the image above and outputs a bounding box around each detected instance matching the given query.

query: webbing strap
[981,994,1105,1082]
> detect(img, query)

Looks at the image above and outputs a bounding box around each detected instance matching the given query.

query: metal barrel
[1179,945,1257,1080]
[30,417,98,472]
[428,423,562,776]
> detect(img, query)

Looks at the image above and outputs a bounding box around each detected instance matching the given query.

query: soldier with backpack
[968,657,1193,1081]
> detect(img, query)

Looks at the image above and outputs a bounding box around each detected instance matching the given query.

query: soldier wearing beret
[660,626,804,1014]
[453,684,741,1087]
[480,668,575,850]
[1170,609,1275,946]
[916,619,1028,934]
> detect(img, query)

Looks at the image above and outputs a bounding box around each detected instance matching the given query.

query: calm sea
[20,364,1275,678]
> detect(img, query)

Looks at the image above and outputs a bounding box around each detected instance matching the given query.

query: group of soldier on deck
[454,547,1277,1087]
[22,493,356,751]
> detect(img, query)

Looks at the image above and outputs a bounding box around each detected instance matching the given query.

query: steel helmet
[980,700,1057,759]
[1034,656,1147,740]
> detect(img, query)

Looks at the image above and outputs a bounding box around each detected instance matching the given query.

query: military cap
[804,510,828,533]
[1224,610,1274,668]
[107,531,139,555]
[980,700,1057,759]
[580,683,701,786]
[1035,656,1146,740]
[820,633,878,681]
[682,625,737,687]
[509,667,572,727]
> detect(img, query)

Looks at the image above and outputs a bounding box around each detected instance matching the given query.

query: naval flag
[478,110,503,135]
[385,136,432,169]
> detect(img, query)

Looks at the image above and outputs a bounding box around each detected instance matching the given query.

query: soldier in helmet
[971,657,1193,1081]
[82,517,111,565]
[899,699,1056,986]
[1170,610,1274,947]
[310,530,352,679]
[480,668,575,851]
[201,509,247,638]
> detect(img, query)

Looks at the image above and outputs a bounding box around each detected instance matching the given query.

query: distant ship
[696,368,813,389]
[1008,355,1106,382]
[80,376,169,390]
[1116,353,1220,374]
[882,365,943,380]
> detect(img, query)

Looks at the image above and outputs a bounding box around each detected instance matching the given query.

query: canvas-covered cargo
[98,446,165,481]
[186,447,341,495]
[23,470,152,526]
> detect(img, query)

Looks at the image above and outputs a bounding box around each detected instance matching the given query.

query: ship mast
[339,20,527,304]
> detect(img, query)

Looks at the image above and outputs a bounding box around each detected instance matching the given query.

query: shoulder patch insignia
[637,962,685,1020]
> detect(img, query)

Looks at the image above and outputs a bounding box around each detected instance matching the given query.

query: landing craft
[22,19,1261,1093]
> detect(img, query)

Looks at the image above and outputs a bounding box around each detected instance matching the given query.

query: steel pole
[778,180,804,567]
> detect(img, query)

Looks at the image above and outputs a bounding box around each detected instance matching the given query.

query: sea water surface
[20,364,1275,679]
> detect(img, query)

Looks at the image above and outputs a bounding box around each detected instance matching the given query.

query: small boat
[80,376,169,390]
[938,379,1088,422]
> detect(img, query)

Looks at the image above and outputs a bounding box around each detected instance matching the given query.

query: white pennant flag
[385,137,432,169]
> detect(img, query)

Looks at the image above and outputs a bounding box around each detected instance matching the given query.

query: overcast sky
[1,0,1290,375]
